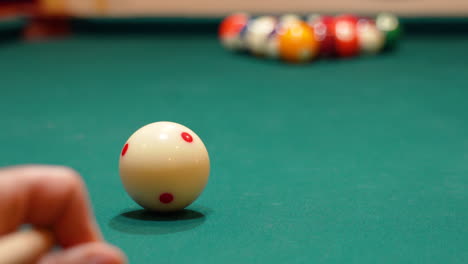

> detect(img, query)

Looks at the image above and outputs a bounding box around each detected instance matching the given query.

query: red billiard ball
[219,13,250,51]
[307,14,336,57]
[334,14,359,57]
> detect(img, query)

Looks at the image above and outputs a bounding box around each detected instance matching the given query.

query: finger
[0,229,53,264]
[38,242,127,264]
[0,165,102,247]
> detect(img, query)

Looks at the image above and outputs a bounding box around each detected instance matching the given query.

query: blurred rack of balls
[218,13,401,63]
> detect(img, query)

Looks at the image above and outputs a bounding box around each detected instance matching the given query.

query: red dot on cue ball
[159,193,174,204]
[121,143,129,156]
[181,132,193,143]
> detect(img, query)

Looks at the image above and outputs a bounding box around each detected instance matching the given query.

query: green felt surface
[1,22,468,263]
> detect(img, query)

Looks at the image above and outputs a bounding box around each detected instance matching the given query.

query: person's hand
[0,165,127,264]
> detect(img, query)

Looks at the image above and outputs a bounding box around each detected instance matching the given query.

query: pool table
[1,16,468,264]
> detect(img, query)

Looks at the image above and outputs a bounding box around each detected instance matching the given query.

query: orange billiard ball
[278,21,319,63]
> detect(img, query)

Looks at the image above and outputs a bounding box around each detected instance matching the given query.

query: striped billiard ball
[243,15,278,56]
[219,13,250,51]
[357,18,385,55]
[376,12,402,50]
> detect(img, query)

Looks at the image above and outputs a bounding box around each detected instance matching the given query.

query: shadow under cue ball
[119,121,210,212]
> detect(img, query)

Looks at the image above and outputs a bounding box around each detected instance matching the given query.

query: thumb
[38,242,126,264]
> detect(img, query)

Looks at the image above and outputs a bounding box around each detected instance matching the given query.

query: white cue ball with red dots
[119,121,210,212]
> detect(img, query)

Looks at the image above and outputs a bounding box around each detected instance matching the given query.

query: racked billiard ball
[334,14,359,57]
[263,14,302,59]
[376,12,401,49]
[307,14,336,57]
[279,14,302,27]
[264,29,280,59]
[357,18,385,55]
[119,121,210,212]
[243,15,278,56]
[219,12,250,51]
[278,21,319,63]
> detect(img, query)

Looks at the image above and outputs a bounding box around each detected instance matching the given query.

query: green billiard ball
[376,13,402,49]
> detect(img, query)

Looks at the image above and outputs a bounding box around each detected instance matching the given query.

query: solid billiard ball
[334,14,359,57]
[262,14,301,60]
[219,12,250,51]
[279,14,302,26]
[357,18,385,55]
[376,12,401,49]
[243,16,278,56]
[119,121,210,212]
[307,14,336,57]
[278,21,319,63]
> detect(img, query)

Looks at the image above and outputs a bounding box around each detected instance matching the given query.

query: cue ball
[119,121,210,212]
